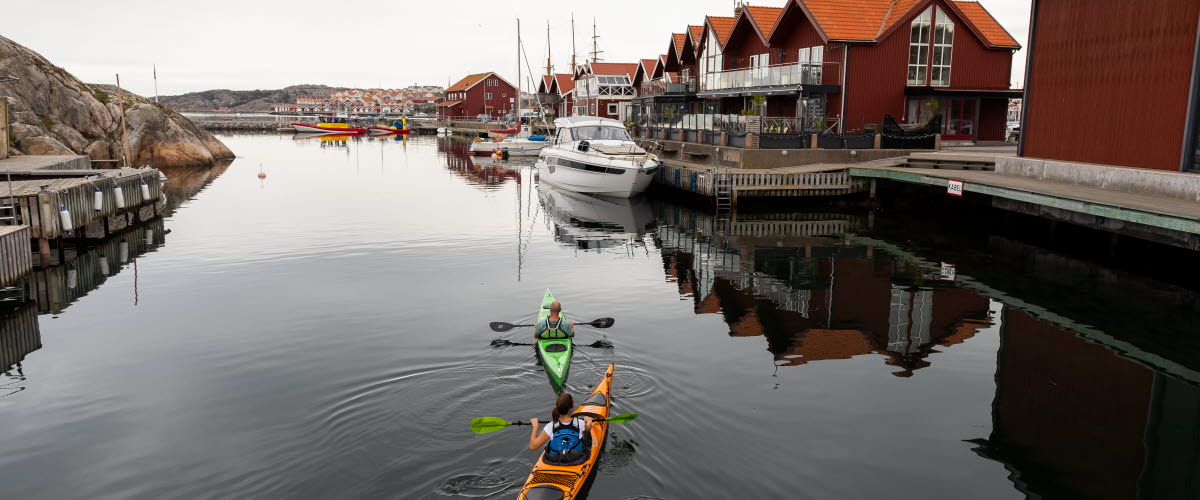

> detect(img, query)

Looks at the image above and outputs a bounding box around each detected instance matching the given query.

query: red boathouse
[437,72,517,121]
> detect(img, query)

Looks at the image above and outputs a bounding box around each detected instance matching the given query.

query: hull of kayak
[518,363,614,500]
[537,289,572,393]
[291,123,367,133]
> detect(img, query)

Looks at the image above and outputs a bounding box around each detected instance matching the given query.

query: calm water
[0,133,1197,499]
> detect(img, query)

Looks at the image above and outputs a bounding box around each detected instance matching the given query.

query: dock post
[869,179,877,198]
[874,133,882,149]
[810,133,819,149]
[934,134,942,150]
[35,188,52,268]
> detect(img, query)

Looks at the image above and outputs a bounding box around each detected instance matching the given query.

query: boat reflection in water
[653,199,1200,499]
[538,183,656,252]
[437,137,523,190]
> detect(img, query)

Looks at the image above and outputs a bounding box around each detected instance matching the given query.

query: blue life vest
[547,418,585,455]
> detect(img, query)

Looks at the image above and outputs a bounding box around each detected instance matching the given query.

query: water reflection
[436,137,522,189]
[0,288,38,399]
[653,201,992,375]
[539,184,656,252]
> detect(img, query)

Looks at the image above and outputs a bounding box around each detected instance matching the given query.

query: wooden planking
[0,226,33,287]
[4,168,163,239]
[0,303,41,370]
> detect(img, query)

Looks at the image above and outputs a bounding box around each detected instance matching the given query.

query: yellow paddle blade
[470,417,514,434]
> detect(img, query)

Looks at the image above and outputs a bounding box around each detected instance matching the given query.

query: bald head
[549,301,562,314]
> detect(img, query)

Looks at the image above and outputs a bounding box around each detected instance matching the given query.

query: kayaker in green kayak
[534,301,575,340]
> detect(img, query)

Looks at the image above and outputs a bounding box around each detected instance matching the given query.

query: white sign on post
[947,179,965,197]
[940,262,957,281]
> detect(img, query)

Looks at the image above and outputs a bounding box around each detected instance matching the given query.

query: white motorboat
[468,125,550,156]
[534,116,659,198]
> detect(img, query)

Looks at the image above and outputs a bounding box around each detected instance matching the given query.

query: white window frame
[607,103,618,116]
[485,93,493,100]
[931,7,954,87]
[907,7,932,86]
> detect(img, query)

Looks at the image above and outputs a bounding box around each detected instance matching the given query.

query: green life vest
[542,317,568,339]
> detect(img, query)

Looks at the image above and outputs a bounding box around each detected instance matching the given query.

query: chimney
[735,1,746,16]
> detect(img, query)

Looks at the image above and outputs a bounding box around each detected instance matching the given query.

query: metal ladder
[0,165,17,225]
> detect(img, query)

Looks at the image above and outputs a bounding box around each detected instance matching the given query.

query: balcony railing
[698,61,841,92]
[641,113,747,132]
[638,77,697,97]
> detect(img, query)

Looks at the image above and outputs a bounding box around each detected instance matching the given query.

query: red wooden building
[635,0,1021,142]
[535,73,576,118]
[573,62,640,120]
[1020,0,1200,172]
[436,72,517,121]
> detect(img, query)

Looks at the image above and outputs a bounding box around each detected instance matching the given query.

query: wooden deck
[2,167,164,242]
[0,226,32,286]
[656,157,873,199]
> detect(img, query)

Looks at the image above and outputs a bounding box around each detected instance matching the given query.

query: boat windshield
[570,126,631,142]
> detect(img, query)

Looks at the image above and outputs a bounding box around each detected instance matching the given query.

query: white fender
[99,255,109,277]
[93,187,104,212]
[58,205,73,234]
[140,180,151,202]
[113,184,126,209]
[145,228,154,246]
[67,266,77,291]
[119,240,129,264]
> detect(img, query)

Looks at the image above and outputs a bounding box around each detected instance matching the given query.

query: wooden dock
[0,226,33,287]
[656,158,873,201]
[0,162,164,265]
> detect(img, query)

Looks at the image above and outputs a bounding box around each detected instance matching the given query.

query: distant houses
[271,86,445,116]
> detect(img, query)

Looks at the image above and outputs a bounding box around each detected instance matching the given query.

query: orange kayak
[517,363,615,500]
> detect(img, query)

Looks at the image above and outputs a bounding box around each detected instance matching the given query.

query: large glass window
[931,7,954,86]
[570,126,632,141]
[907,8,932,85]
[701,29,724,89]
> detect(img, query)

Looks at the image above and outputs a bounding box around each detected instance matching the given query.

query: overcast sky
[5,0,1030,97]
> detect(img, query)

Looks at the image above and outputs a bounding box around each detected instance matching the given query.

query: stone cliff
[0,35,234,167]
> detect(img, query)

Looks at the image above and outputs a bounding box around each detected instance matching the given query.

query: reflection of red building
[659,233,991,375]
[972,308,1200,499]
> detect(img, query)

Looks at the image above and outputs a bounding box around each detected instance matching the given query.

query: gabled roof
[705,15,737,46]
[551,73,575,94]
[688,25,705,46]
[639,58,658,77]
[584,62,640,78]
[953,1,1020,48]
[538,75,554,93]
[774,0,1019,49]
[446,72,515,92]
[671,33,688,60]
[742,6,785,42]
[435,100,462,107]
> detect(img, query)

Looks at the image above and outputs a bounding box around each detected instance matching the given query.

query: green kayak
[536,289,572,393]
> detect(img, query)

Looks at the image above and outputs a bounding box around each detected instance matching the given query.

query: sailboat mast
[570,14,577,73]
[516,18,521,125]
[546,22,553,77]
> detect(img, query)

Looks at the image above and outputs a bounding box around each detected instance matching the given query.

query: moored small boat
[291,123,367,133]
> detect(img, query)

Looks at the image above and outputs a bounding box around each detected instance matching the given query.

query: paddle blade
[586,318,615,329]
[470,417,513,434]
[489,322,516,332]
[605,413,639,423]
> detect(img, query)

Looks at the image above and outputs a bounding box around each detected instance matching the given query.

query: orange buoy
[257,172,266,179]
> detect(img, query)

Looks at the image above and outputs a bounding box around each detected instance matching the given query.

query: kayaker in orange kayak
[534,301,575,340]
[528,393,594,463]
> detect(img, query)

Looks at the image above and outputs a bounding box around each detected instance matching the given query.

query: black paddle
[489,317,615,333]
[491,339,614,349]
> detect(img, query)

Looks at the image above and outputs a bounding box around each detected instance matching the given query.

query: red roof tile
[447,73,491,92]
[539,75,554,93]
[435,100,462,107]
[953,1,1021,48]
[553,73,575,94]
[744,6,785,39]
[672,33,687,58]
[589,62,639,78]
[801,0,892,41]
[640,58,658,76]
[707,15,737,46]
[688,25,704,46]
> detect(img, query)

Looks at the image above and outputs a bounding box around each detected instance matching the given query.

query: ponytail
[551,393,574,421]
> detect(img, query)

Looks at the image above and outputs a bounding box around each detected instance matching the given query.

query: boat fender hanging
[99,254,110,277]
[113,184,126,209]
[140,180,151,202]
[67,265,78,291]
[119,240,129,264]
[578,140,590,153]
[145,228,154,246]
[59,205,73,234]
[93,187,104,212]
